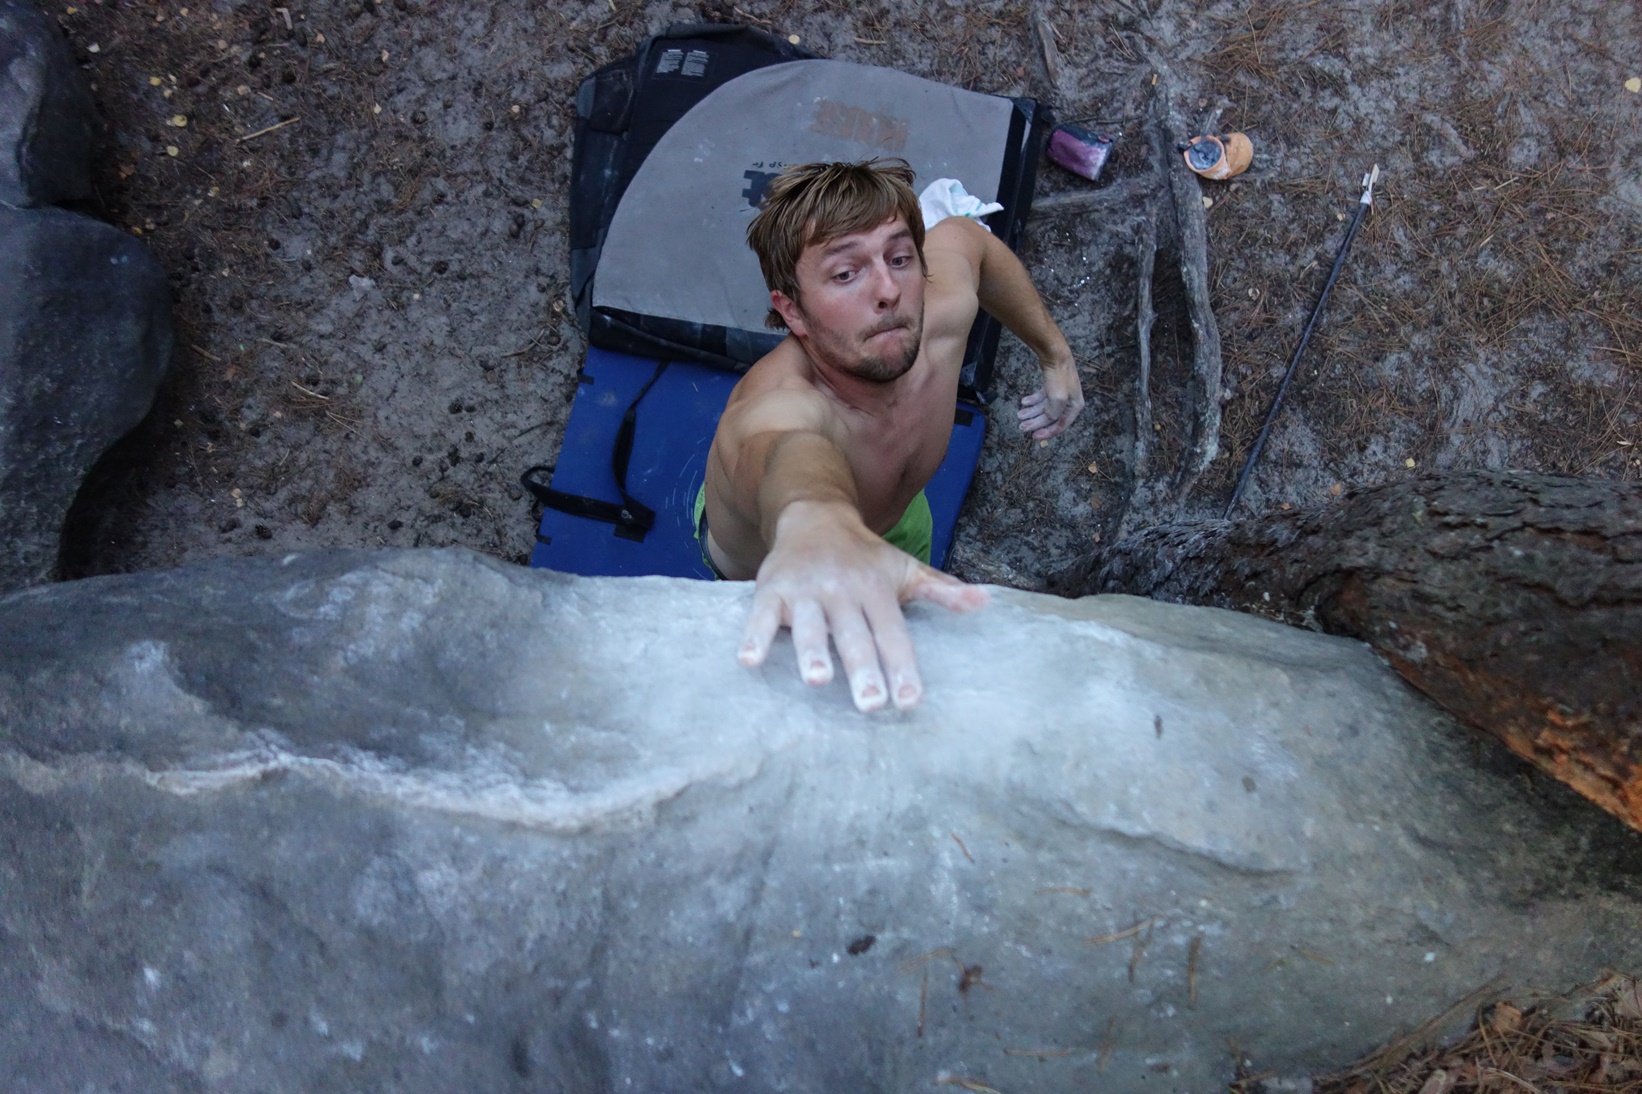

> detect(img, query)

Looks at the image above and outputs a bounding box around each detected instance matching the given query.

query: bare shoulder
[716,352,842,454]
[921,218,985,339]
[721,379,833,439]
[922,217,988,283]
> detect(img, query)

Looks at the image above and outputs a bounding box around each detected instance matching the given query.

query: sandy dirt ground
[48,0,1642,590]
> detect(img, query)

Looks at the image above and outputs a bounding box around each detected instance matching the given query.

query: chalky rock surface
[3,549,1641,1092]
[0,0,95,207]
[0,203,172,593]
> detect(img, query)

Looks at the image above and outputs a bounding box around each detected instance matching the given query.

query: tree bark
[1055,472,1642,831]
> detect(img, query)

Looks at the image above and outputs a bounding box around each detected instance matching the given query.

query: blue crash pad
[529,347,987,578]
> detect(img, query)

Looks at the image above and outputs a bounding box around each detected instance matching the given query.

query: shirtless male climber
[698,159,1083,713]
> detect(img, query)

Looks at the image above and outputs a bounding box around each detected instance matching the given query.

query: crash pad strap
[520,359,669,541]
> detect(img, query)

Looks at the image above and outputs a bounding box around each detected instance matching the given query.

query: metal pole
[1224,164,1379,518]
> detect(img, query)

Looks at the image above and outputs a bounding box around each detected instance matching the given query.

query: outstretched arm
[928,217,1085,438]
[726,421,987,713]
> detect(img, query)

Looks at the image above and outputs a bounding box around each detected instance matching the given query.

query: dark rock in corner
[0,204,172,592]
[0,0,96,208]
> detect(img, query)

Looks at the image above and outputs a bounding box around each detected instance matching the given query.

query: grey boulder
[2,548,1640,1093]
[0,0,95,208]
[0,202,172,593]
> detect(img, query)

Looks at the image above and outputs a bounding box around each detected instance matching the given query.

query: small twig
[935,1075,1007,1094]
[1128,919,1154,982]
[290,381,329,400]
[238,117,300,143]
[950,833,975,863]
[1003,1046,1078,1058]
[190,343,221,362]
[918,968,928,1037]
[1292,945,1334,966]
[1188,934,1203,1008]
[501,327,549,358]
[1098,1017,1116,1072]
[1482,1067,1543,1093]
[1029,1,1066,93]
[1084,916,1159,946]
[900,948,952,975]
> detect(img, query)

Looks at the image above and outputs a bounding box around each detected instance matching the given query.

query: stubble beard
[840,309,925,385]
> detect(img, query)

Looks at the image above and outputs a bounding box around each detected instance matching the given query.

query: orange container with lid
[1182,133,1253,180]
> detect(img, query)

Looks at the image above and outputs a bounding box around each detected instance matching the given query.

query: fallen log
[1055,471,1642,831]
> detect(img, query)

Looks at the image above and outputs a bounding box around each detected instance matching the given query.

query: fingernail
[896,682,920,707]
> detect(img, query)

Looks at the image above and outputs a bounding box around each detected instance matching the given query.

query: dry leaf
[1416,1068,1455,1094]
[1626,77,1641,93]
[1616,976,1642,1019]
[1328,483,1343,496]
[1490,1002,1522,1034]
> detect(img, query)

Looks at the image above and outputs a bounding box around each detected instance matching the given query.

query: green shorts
[693,484,933,579]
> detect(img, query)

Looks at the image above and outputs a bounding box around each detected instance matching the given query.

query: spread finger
[790,600,833,686]
[908,569,989,613]
[827,605,888,712]
[739,590,784,667]
[863,598,922,709]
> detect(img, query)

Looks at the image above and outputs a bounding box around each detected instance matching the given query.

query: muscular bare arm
[714,393,985,712]
[926,217,1085,438]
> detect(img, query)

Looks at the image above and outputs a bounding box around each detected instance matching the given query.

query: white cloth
[917,178,1004,232]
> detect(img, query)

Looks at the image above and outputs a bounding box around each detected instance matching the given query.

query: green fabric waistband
[692,485,933,571]
[882,489,932,565]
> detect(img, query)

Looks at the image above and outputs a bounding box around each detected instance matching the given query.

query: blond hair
[746,159,926,330]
